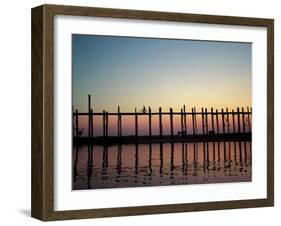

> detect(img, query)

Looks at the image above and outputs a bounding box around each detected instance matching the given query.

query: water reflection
[73,141,251,190]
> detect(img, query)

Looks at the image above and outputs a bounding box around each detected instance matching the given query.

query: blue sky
[72,34,251,113]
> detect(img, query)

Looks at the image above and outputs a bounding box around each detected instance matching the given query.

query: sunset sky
[72,34,252,136]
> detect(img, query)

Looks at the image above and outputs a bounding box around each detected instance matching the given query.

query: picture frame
[31,4,274,221]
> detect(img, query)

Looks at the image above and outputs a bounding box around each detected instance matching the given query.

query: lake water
[73,141,251,190]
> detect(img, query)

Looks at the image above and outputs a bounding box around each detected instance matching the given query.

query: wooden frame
[31,4,274,221]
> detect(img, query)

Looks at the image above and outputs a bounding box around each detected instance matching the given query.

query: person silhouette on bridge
[142,105,147,113]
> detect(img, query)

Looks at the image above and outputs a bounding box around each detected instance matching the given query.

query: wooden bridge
[73,94,252,144]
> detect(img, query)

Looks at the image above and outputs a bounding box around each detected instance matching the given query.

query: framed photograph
[31,4,274,221]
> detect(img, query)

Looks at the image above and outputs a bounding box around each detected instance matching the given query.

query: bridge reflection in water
[73,141,251,190]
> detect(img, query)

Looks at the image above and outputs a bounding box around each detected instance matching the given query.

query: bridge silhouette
[73,94,252,145]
